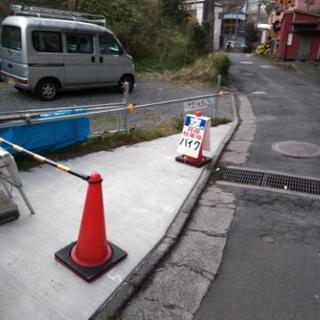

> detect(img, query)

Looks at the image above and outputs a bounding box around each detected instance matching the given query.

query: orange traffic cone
[176,111,212,167]
[55,172,127,282]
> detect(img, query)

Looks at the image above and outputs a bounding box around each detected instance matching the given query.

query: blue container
[0,109,90,154]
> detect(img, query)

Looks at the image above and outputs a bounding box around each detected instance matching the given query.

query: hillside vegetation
[1,0,208,70]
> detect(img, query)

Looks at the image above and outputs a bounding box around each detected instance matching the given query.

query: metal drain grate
[218,167,320,196]
[221,167,264,185]
[264,173,320,195]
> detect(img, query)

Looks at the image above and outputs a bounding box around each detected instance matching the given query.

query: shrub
[161,52,231,85]
[255,43,271,56]
[209,52,231,77]
[7,0,209,72]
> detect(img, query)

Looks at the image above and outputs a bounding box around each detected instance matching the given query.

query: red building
[278,9,320,60]
[270,0,320,60]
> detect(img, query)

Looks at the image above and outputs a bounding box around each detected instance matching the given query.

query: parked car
[0,6,135,100]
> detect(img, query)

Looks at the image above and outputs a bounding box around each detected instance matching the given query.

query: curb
[91,93,240,320]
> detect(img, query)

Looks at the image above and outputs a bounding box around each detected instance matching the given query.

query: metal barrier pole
[123,82,130,133]
[214,74,222,119]
[217,74,222,90]
[0,137,90,181]
[0,102,125,116]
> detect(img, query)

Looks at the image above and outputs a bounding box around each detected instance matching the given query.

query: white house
[185,0,223,50]
[242,0,267,22]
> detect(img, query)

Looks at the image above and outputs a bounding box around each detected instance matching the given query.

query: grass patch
[211,164,225,181]
[15,116,231,172]
[276,63,296,72]
[145,53,231,87]
[211,117,232,127]
[15,119,183,171]
[255,53,278,62]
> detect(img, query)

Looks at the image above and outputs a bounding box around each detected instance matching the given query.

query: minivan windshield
[1,26,21,51]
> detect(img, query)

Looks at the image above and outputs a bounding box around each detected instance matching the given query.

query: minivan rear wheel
[118,75,134,94]
[37,79,58,101]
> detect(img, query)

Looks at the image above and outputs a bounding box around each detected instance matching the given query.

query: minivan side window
[66,33,94,54]
[1,26,21,51]
[99,34,123,55]
[32,31,62,53]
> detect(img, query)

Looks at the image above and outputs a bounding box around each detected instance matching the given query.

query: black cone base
[0,210,19,225]
[55,241,127,282]
[0,190,19,225]
[175,155,212,168]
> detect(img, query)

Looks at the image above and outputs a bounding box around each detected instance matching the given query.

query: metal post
[213,74,222,119]
[235,13,238,43]
[123,82,130,133]
[257,3,261,24]
[217,74,222,90]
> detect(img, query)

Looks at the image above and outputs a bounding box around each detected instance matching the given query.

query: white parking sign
[177,114,210,158]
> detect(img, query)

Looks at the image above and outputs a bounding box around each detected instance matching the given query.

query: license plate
[8,77,16,86]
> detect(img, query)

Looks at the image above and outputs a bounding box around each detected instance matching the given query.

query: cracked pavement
[119,185,235,320]
[117,53,320,320]
[195,54,320,320]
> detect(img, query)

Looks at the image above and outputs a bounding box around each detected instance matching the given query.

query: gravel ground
[0,76,213,111]
[0,76,233,134]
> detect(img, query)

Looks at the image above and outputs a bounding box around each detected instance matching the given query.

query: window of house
[1,26,21,51]
[66,33,94,54]
[99,33,123,55]
[32,31,62,52]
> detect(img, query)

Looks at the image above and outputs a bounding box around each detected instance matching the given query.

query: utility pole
[244,0,249,15]
[235,12,239,43]
[203,0,215,51]
[257,2,262,23]
[67,0,77,11]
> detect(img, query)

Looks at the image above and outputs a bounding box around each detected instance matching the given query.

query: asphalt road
[230,53,320,178]
[195,54,320,320]
[196,186,320,320]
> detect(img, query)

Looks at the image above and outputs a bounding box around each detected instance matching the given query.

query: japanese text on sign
[184,98,214,112]
[177,114,210,158]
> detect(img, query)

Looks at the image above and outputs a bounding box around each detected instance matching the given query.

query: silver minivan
[0,7,135,100]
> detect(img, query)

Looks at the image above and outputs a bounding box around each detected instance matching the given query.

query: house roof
[223,12,247,20]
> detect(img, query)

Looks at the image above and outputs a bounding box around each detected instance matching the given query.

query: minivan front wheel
[118,75,134,94]
[37,79,58,101]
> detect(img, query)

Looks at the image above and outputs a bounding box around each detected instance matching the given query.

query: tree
[160,0,188,24]
[67,0,76,11]
[264,1,274,17]
[245,20,259,52]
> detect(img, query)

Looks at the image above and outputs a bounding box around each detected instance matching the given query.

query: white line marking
[251,91,267,95]
[260,65,274,69]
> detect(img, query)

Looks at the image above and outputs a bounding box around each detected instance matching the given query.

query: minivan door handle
[99,56,103,63]
[91,56,95,63]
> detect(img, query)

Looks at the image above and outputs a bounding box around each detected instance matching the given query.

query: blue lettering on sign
[184,115,207,129]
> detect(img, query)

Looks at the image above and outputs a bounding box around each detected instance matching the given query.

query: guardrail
[0,82,230,150]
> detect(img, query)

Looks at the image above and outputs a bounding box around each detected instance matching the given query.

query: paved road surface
[195,54,320,320]
[231,53,320,178]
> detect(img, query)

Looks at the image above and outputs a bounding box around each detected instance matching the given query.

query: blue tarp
[0,109,90,154]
